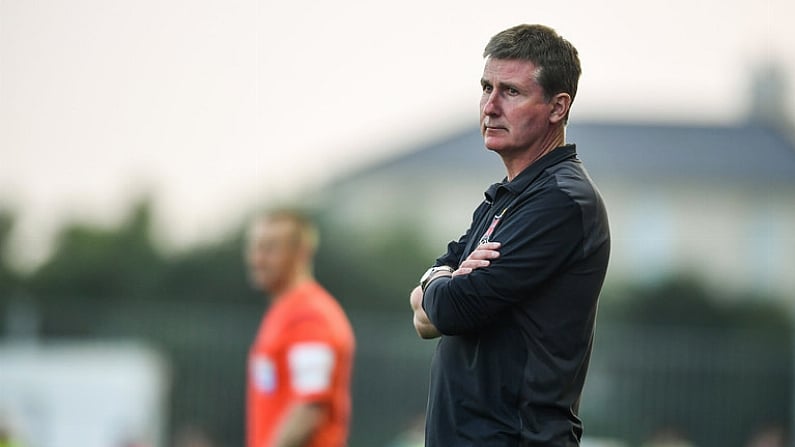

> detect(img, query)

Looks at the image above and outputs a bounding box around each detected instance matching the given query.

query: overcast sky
[1,0,794,269]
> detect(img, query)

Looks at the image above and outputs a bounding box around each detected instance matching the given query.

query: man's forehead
[483,58,539,77]
[250,218,296,240]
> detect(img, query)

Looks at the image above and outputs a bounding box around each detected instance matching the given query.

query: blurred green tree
[158,230,256,302]
[602,274,792,332]
[313,212,435,312]
[28,197,165,301]
[0,209,19,296]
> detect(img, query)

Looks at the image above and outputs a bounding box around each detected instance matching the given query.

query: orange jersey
[247,281,355,447]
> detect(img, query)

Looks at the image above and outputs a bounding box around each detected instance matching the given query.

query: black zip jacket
[423,144,610,446]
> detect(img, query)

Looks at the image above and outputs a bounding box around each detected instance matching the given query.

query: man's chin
[483,135,508,151]
[248,276,273,293]
[484,141,506,152]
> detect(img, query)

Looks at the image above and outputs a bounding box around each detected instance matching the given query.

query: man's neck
[269,272,314,301]
[502,127,565,181]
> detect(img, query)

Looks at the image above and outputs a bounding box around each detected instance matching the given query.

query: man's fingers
[452,267,473,277]
[478,242,501,250]
[481,249,500,259]
[459,260,488,270]
[453,243,501,277]
[468,248,501,261]
[454,258,491,276]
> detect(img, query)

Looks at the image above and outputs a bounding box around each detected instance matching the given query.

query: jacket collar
[484,144,578,203]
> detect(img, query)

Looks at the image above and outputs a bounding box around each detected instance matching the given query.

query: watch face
[421,266,454,291]
[420,267,435,283]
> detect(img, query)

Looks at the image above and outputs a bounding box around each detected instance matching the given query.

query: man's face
[246,219,299,294]
[479,58,554,155]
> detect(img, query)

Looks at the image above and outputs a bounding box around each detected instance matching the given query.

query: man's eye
[508,88,519,95]
[482,84,492,93]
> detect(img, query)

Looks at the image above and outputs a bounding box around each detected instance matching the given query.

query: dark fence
[583,324,792,446]
[1,296,791,447]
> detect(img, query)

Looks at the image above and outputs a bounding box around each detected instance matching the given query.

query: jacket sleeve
[432,200,490,268]
[423,189,583,335]
[434,234,467,269]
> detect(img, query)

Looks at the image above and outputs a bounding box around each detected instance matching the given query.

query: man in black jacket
[410,24,610,446]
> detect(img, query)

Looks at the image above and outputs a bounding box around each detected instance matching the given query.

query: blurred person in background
[640,426,696,447]
[744,423,788,447]
[172,424,214,447]
[409,24,610,446]
[245,210,355,447]
[386,414,425,447]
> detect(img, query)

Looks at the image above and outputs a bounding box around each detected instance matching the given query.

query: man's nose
[482,92,500,115]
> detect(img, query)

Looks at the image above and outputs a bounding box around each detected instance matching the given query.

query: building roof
[341,121,795,188]
[570,122,795,184]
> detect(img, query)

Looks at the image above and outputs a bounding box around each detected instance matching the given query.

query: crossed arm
[410,242,500,339]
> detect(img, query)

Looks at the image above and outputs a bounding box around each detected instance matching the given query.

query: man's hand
[411,243,500,340]
[453,242,501,276]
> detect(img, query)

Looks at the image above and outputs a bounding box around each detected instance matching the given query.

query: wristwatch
[420,266,454,292]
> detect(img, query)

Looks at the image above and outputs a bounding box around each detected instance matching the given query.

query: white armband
[287,342,335,394]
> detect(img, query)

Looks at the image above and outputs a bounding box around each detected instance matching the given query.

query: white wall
[0,341,169,447]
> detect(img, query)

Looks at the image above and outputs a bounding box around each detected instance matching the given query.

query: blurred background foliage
[0,199,791,447]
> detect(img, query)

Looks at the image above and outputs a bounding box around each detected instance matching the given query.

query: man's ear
[549,93,572,124]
